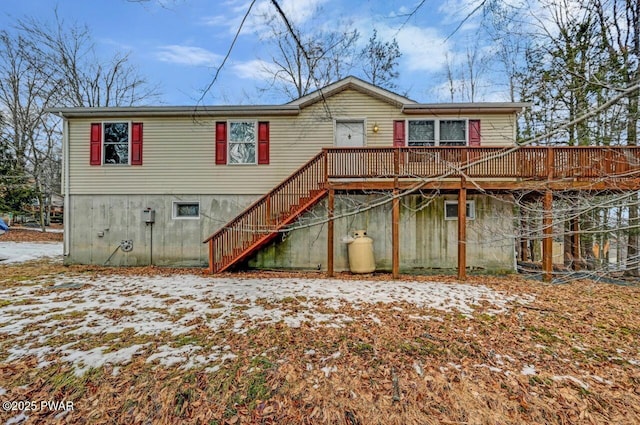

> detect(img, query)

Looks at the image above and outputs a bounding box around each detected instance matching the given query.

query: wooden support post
[392,189,400,279]
[542,190,553,282]
[458,187,467,280]
[327,189,335,277]
[208,241,214,274]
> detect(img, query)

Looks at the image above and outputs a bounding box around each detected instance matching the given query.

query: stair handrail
[203,150,327,244]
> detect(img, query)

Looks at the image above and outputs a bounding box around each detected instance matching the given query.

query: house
[51,76,639,279]
[25,193,64,224]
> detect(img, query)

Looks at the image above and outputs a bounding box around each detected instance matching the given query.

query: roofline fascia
[46,105,301,118]
[401,102,532,114]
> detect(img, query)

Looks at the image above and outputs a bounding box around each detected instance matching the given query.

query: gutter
[46,105,301,119]
[401,102,532,114]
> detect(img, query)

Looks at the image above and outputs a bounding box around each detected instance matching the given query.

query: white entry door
[335,121,365,147]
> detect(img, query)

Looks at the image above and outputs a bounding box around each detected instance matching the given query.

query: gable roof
[287,76,417,109]
[47,76,530,118]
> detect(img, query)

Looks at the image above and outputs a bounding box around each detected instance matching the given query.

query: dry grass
[1,260,639,424]
[0,227,63,243]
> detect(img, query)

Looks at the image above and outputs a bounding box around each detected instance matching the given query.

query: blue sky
[0,0,507,105]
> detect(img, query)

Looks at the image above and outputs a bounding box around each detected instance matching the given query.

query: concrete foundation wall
[66,194,516,272]
[65,194,258,266]
[250,194,516,272]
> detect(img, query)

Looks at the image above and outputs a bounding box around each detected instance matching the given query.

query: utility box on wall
[143,208,156,224]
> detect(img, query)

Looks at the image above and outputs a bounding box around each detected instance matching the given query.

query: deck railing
[204,151,327,273]
[325,146,640,180]
[205,146,640,273]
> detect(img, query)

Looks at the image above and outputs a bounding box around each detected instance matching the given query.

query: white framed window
[408,120,435,146]
[172,201,200,219]
[228,121,256,164]
[439,120,466,146]
[407,119,467,146]
[103,122,130,164]
[444,200,475,220]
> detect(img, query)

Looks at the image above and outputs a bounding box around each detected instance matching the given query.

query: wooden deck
[325,146,640,190]
[205,146,640,279]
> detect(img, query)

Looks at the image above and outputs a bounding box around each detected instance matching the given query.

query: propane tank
[347,230,375,273]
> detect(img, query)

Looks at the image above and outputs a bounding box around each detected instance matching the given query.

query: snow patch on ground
[0,241,62,264]
[6,413,28,425]
[552,375,589,390]
[1,272,532,375]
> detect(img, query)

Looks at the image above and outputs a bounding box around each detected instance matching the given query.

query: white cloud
[202,0,328,37]
[201,14,229,27]
[438,0,486,26]
[391,25,452,73]
[231,59,279,80]
[430,76,511,102]
[252,0,328,26]
[156,45,222,66]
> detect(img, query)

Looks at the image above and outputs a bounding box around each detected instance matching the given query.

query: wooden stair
[204,152,328,273]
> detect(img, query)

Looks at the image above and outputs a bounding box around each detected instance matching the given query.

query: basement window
[444,200,475,220]
[173,201,200,219]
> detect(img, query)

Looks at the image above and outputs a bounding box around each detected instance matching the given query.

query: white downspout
[60,114,70,257]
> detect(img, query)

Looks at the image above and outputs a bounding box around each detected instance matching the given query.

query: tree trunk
[626,195,639,276]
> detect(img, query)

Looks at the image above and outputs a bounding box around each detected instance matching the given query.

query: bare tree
[15,13,159,107]
[359,29,401,91]
[256,7,359,101]
[442,41,490,102]
[0,12,159,229]
[591,0,640,276]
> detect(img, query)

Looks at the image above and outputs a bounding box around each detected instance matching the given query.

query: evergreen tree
[0,117,34,215]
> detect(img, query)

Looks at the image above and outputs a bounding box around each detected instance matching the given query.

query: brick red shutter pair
[215,122,270,165]
[90,123,143,165]
[392,120,481,146]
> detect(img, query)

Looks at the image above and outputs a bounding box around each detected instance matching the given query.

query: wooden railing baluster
[205,146,640,273]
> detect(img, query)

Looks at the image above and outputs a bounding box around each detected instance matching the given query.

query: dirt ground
[0,226,63,242]
[2,230,640,424]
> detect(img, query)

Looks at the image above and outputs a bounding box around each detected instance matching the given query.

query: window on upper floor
[103,122,129,164]
[90,122,143,166]
[439,120,466,146]
[408,119,467,146]
[216,121,270,165]
[229,121,256,164]
[408,120,435,146]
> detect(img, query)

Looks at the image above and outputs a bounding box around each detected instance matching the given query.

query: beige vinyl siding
[67,88,519,195]
[69,115,325,195]
[298,90,518,148]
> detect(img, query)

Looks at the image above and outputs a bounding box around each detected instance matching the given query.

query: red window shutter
[393,120,405,147]
[469,120,481,146]
[90,123,102,165]
[131,122,143,165]
[215,122,227,165]
[257,122,270,164]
